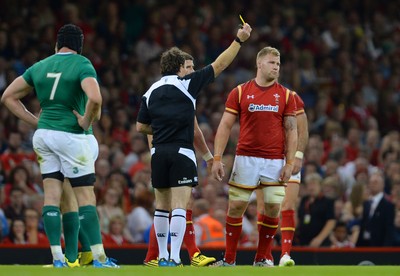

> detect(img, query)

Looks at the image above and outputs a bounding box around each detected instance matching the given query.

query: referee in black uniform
[136,23,252,266]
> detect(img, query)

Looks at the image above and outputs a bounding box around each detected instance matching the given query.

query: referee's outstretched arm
[211,23,252,77]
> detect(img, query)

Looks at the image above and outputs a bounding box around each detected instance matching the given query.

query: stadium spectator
[127,182,153,243]
[3,188,26,224]
[0,132,36,177]
[103,170,132,214]
[394,208,400,246]
[23,208,48,245]
[340,182,367,245]
[102,215,132,246]
[2,165,39,207]
[93,158,111,199]
[193,198,225,247]
[330,221,354,248]
[384,161,400,195]
[296,173,336,247]
[97,186,130,240]
[2,218,28,245]
[356,172,395,246]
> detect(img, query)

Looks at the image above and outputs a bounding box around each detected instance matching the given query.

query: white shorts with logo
[288,171,301,184]
[58,134,98,176]
[229,155,285,189]
[33,129,95,178]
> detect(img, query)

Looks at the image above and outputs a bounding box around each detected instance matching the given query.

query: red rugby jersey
[292,91,305,115]
[225,80,297,159]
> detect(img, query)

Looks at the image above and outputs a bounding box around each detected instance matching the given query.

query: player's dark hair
[181,52,194,61]
[56,24,84,54]
[160,47,185,76]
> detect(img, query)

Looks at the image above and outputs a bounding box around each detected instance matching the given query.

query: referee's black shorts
[151,145,198,189]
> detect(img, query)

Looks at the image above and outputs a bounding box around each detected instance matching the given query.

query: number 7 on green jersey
[46,72,62,100]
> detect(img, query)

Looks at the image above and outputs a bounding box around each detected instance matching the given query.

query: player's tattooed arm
[284,115,297,131]
[284,115,298,165]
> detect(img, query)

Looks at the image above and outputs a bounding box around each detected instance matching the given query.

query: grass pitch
[0,265,398,276]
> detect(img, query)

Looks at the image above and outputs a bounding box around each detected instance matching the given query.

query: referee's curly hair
[160,47,185,76]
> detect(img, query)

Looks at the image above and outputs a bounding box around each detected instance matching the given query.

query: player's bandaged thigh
[229,185,253,201]
[263,186,286,204]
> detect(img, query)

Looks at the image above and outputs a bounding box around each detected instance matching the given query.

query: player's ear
[176,65,183,77]
[55,43,58,53]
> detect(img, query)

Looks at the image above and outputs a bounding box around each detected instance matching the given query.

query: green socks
[79,205,102,245]
[42,205,62,246]
[79,227,91,252]
[62,212,79,262]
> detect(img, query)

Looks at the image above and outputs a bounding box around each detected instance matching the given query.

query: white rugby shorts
[33,129,95,178]
[288,170,301,184]
[87,134,99,161]
[229,155,285,189]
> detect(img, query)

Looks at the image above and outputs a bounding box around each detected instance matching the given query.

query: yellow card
[239,14,246,25]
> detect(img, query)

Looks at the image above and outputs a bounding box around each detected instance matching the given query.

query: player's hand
[73,110,90,131]
[237,23,252,43]
[206,158,214,175]
[292,157,303,175]
[212,161,225,181]
[279,164,293,183]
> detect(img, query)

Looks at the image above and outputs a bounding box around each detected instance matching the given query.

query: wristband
[202,152,213,162]
[214,155,222,161]
[234,37,243,45]
[295,151,304,159]
[286,160,294,166]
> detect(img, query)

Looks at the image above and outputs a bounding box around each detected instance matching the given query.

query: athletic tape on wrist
[202,152,213,162]
[295,151,304,159]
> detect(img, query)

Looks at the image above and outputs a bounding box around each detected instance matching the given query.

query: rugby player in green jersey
[1,24,118,268]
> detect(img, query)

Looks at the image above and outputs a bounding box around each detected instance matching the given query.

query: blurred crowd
[0,0,400,248]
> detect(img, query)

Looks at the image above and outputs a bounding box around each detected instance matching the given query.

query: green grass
[0,265,398,276]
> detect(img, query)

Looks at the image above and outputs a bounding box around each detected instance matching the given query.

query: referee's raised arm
[211,23,252,78]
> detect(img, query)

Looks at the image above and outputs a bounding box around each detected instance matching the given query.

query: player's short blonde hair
[256,46,280,61]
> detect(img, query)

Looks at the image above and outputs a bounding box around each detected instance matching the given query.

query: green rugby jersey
[23,53,97,134]
[84,127,94,135]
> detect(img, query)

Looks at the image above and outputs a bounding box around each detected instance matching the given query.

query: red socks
[183,209,200,258]
[224,216,243,264]
[256,214,279,262]
[280,210,295,257]
[144,224,158,262]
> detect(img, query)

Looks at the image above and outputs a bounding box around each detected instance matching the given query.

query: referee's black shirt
[137,65,214,149]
